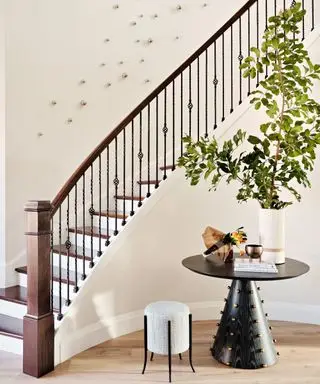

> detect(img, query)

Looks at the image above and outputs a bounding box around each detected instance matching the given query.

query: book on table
[233,258,278,273]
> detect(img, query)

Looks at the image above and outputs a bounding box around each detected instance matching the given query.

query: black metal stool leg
[142,315,148,374]
[189,314,195,373]
[150,352,154,361]
[179,353,182,360]
[168,320,172,383]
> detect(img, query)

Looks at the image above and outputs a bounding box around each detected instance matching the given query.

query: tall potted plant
[178,3,320,264]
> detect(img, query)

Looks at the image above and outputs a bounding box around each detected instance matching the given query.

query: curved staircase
[0,0,318,378]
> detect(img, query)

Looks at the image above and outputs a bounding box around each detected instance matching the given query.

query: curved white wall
[55,30,320,364]
[2,0,246,286]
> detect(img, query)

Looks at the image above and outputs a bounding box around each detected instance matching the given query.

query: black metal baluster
[106,146,111,245]
[172,79,176,170]
[65,195,71,306]
[98,155,102,255]
[89,164,94,268]
[57,206,62,320]
[188,64,193,135]
[247,8,251,96]
[265,0,269,78]
[205,49,208,137]
[130,121,135,216]
[222,33,225,121]
[138,111,143,203]
[213,41,218,129]
[123,128,127,222]
[147,105,151,195]
[50,218,54,311]
[82,173,86,280]
[311,0,314,31]
[155,97,159,188]
[114,137,119,234]
[74,184,78,292]
[180,73,184,155]
[163,88,168,180]
[283,0,286,10]
[230,25,234,113]
[239,17,243,104]
[302,0,305,40]
[197,57,200,140]
[256,0,260,87]
[274,0,277,15]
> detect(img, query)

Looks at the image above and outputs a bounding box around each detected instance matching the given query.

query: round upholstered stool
[141,301,195,382]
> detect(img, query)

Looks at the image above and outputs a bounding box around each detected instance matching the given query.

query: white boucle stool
[141,301,195,382]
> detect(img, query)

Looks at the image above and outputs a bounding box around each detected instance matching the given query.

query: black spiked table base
[212,280,277,369]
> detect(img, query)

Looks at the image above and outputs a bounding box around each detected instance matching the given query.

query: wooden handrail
[50,0,257,216]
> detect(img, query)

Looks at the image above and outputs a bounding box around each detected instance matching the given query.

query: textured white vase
[259,208,285,264]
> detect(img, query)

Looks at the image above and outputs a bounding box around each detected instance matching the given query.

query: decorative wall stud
[147,38,153,44]
[176,5,182,11]
[220,310,224,314]
[67,118,73,124]
[152,14,159,19]
[37,132,43,138]
[80,100,87,107]
[113,4,119,9]
[50,100,57,106]
[203,3,208,7]
[104,38,110,43]
[227,286,231,289]
[144,79,150,83]
[130,21,137,26]
[277,352,280,356]
[100,63,106,67]
[79,79,86,85]
[118,61,124,65]
[105,82,112,88]
[140,58,145,63]
[121,73,128,79]
[273,339,277,343]
[139,14,144,18]
[135,39,141,43]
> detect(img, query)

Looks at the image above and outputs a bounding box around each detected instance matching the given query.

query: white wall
[54,29,320,365]
[0,0,5,287]
[2,0,246,287]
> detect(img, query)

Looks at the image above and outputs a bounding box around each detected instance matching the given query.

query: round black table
[182,254,309,369]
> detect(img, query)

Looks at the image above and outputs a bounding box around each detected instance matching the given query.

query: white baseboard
[54,299,320,366]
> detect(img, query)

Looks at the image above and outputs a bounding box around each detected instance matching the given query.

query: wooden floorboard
[1,320,320,382]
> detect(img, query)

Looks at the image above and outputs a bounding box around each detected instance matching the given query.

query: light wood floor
[1,321,320,383]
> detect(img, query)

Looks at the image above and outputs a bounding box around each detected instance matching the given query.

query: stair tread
[137,180,161,185]
[0,314,23,339]
[160,165,175,170]
[114,195,143,201]
[92,210,129,220]
[69,226,110,239]
[52,244,92,261]
[0,285,60,313]
[15,266,79,286]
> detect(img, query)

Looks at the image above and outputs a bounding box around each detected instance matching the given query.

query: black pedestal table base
[211,279,277,369]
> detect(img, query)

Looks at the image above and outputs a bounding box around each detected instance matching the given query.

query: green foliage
[178,3,320,209]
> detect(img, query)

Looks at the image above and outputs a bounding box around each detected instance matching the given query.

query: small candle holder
[245,244,263,260]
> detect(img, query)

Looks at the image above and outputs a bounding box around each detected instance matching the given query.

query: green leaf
[248,135,261,145]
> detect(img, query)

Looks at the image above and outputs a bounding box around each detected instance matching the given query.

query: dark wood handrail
[50,0,257,216]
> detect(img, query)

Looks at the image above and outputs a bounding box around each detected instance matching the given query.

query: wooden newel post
[23,200,54,378]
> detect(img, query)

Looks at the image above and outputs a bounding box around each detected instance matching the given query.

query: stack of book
[234,258,278,273]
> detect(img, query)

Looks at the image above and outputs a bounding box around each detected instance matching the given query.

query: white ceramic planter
[259,208,285,264]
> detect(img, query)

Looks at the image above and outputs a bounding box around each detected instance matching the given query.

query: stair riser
[115,198,141,213]
[69,232,107,251]
[139,184,156,196]
[18,273,72,299]
[0,334,23,355]
[52,252,91,272]
[0,299,61,325]
[93,216,123,231]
